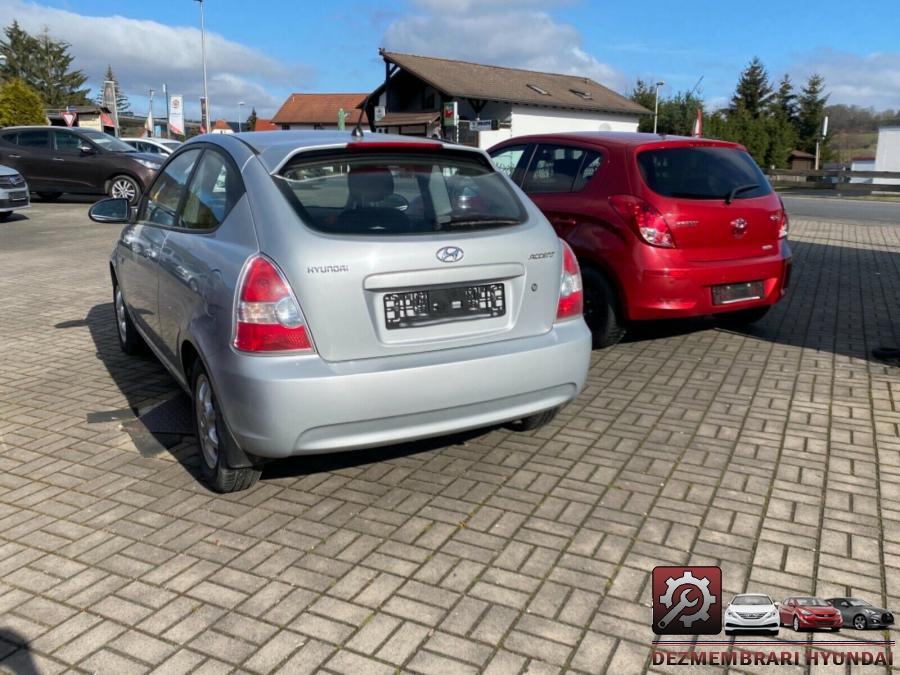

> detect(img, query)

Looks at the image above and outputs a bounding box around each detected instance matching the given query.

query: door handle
[52,157,65,162]
[9,154,20,159]
[552,217,577,227]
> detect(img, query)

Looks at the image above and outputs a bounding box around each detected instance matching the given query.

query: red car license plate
[712,281,764,306]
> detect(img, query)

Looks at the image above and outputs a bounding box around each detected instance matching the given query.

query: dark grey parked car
[90,131,592,492]
[0,126,163,204]
[826,598,894,630]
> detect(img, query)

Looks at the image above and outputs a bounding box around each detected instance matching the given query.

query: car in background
[0,164,29,221]
[826,597,894,630]
[0,126,164,204]
[489,133,792,348]
[724,594,780,635]
[778,596,842,632]
[121,137,182,156]
[90,131,592,492]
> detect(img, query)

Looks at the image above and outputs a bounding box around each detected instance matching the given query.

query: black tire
[0,211,11,222]
[504,407,559,432]
[793,616,800,632]
[853,614,867,630]
[830,626,840,632]
[108,175,141,205]
[582,268,626,349]
[715,305,770,327]
[191,363,261,493]
[724,630,733,636]
[37,192,62,201]
[113,283,145,355]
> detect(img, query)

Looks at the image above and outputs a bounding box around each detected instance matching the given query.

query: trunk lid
[269,144,564,362]
[634,143,784,262]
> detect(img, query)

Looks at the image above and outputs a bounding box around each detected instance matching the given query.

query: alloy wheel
[854,615,867,630]
[111,177,137,201]
[793,616,800,632]
[195,374,220,469]
[115,287,128,342]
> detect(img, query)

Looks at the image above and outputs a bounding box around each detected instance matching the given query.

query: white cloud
[792,49,900,110]
[382,4,626,91]
[0,1,314,118]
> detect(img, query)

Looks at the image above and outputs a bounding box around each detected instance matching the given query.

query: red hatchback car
[778,597,843,632]
[489,133,792,347]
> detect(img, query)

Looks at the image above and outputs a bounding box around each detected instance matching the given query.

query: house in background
[272,93,368,130]
[787,149,816,171]
[367,50,649,148]
[210,119,237,134]
[252,118,280,132]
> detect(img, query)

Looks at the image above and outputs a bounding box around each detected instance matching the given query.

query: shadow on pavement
[57,233,899,486]
[61,302,495,488]
[618,238,900,365]
[0,628,38,675]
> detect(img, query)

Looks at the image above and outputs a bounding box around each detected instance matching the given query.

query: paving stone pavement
[1,201,899,674]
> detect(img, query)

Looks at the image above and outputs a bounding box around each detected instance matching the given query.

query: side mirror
[774,602,781,607]
[80,143,96,155]
[89,197,130,223]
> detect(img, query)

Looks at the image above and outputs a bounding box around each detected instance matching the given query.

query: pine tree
[773,74,797,122]
[796,74,829,156]
[0,78,45,126]
[9,26,90,108]
[95,65,130,114]
[0,21,39,84]
[730,57,773,118]
[246,107,257,131]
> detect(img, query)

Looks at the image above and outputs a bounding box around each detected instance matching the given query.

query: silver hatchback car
[90,131,592,492]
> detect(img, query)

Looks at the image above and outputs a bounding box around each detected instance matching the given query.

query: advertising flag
[102,80,119,135]
[691,107,703,137]
[200,96,208,133]
[169,95,184,136]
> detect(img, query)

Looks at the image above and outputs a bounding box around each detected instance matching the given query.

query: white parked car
[724,594,780,635]
[121,137,182,156]
[0,164,29,221]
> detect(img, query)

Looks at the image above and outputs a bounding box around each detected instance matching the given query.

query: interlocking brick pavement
[1,201,899,674]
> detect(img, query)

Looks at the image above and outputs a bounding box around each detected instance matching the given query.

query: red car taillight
[234,255,314,353]
[609,194,675,248]
[776,209,789,239]
[556,240,583,321]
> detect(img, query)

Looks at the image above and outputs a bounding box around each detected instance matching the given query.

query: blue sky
[3,0,899,120]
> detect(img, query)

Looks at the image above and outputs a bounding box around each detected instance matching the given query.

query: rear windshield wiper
[435,217,521,230]
[725,183,759,204]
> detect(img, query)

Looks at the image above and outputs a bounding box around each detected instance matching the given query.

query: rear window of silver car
[636,146,772,200]
[276,150,526,235]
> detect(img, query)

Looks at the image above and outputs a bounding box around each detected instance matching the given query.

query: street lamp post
[238,101,244,132]
[195,0,210,132]
[653,81,665,135]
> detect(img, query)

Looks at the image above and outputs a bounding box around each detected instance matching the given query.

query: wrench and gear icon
[657,570,717,629]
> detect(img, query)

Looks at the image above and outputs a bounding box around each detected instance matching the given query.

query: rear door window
[636,146,771,200]
[522,144,598,193]
[180,150,242,230]
[277,149,525,235]
[140,148,202,227]
[16,130,50,148]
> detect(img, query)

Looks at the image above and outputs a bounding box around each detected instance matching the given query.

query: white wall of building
[476,105,639,149]
[874,127,900,185]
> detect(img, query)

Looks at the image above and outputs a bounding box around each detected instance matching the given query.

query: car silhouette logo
[731,218,748,238]
[436,246,464,263]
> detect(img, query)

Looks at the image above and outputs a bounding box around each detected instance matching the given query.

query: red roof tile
[253,118,279,131]
[272,93,368,125]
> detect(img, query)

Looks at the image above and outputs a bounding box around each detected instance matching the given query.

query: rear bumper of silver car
[213,320,592,458]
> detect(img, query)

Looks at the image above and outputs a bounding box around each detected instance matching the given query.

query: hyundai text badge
[436,246,464,263]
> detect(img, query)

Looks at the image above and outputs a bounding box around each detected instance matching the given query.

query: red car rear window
[636,146,772,200]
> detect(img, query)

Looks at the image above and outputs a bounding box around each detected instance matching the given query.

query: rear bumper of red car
[622,241,792,320]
